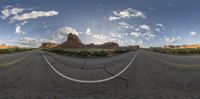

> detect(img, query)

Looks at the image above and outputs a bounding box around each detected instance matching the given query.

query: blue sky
[0,0,200,47]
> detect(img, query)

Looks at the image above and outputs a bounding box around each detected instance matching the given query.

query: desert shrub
[77,50,91,57]
[48,49,65,54]
[0,48,32,54]
[150,48,200,55]
[46,48,132,57]
[114,49,129,54]
[92,50,108,57]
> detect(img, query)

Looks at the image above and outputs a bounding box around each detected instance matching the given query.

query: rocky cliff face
[40,42,58,49]
[40,33,120,49]
[57,33,85,48]
[97,42,119,49]
[86,42,119,49]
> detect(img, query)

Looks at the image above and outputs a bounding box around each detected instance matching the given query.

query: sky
[0,0,200,48]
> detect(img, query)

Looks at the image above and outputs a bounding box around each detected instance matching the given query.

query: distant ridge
[40,33,120,49]
[39,42,58,49]
[0,44,19,49]
[57,33,85,48]
[162,44,200,49]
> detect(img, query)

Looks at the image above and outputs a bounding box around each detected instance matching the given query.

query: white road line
[42,51,138,83]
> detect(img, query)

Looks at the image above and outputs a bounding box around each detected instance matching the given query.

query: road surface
[0,50,200,99]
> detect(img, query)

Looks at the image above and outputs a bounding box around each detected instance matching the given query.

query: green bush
[77,50,91,57]
[149,48,200,55]
[0,48,32,54]
[114,49,129,54]
[45,48,131,57]
[92,50,108,57]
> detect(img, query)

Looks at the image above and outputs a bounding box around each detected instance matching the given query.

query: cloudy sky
[0,0,200,48]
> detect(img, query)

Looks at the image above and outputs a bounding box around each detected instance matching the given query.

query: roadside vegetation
[44,48,138,58]
[0,48,33,54]
[148,48,200,55]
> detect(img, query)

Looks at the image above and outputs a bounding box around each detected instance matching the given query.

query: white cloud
[145,33,155,37]
[57,26,79,37]
[137,40,143,45]
[155,23,164,27]
[19,37,36,43]
[92,33,110,40]
[110,32,125,38]
[15,24,25,34]
[154,28,161,32]
[144,33,156,40]
[118,21,135,30]
[52,26,80,43]
[86,28,92,35]
[109,8,146,21]
[139,25,150,31]
[14,37,58,48]
[20,21,28,25]
[109,16,120,21]
[12,37,41,47]
[1,7,24,19]
[125,39,143,45]
[118,21,129,28]
[40,38,57,44]
[147,7,155,10]
[11,10,58,21]
[190,31,197,36]
[154,24,165,33]
[130,32,142,37]
[165,36,182,43]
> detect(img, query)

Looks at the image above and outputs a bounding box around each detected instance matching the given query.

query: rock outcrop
[56,33,119,49]
[86,42,119,49]
[97,42,119,49]
[40,42,58,49]
[57,33,85,48]
[40,33,120,49]
[162,44,200,49]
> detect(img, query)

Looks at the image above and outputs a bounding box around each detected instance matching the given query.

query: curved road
[0,50,200,99]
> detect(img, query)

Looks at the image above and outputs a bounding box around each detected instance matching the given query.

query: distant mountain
[162,44,200,49]
[0,44,19,49]
[40,33,120,49]
[55,33,119,49]
[56,33,85,48]
[86,42,119,49]
[39,42,58,49]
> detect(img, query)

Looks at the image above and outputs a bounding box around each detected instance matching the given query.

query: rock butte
[40,33,120,49]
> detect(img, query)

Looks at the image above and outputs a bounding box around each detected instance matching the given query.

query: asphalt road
[0,50,200,99]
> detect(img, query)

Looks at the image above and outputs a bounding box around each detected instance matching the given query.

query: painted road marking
[146,52,200,67]
[42,51,138,83]
[0,56,26,67]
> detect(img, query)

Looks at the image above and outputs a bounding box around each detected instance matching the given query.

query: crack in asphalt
[44,51,135,70]
[42,51,138,83]
[80,59,87,69]
[103,68,129,89]
[104,68,127,81]
[44,53,72,67]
